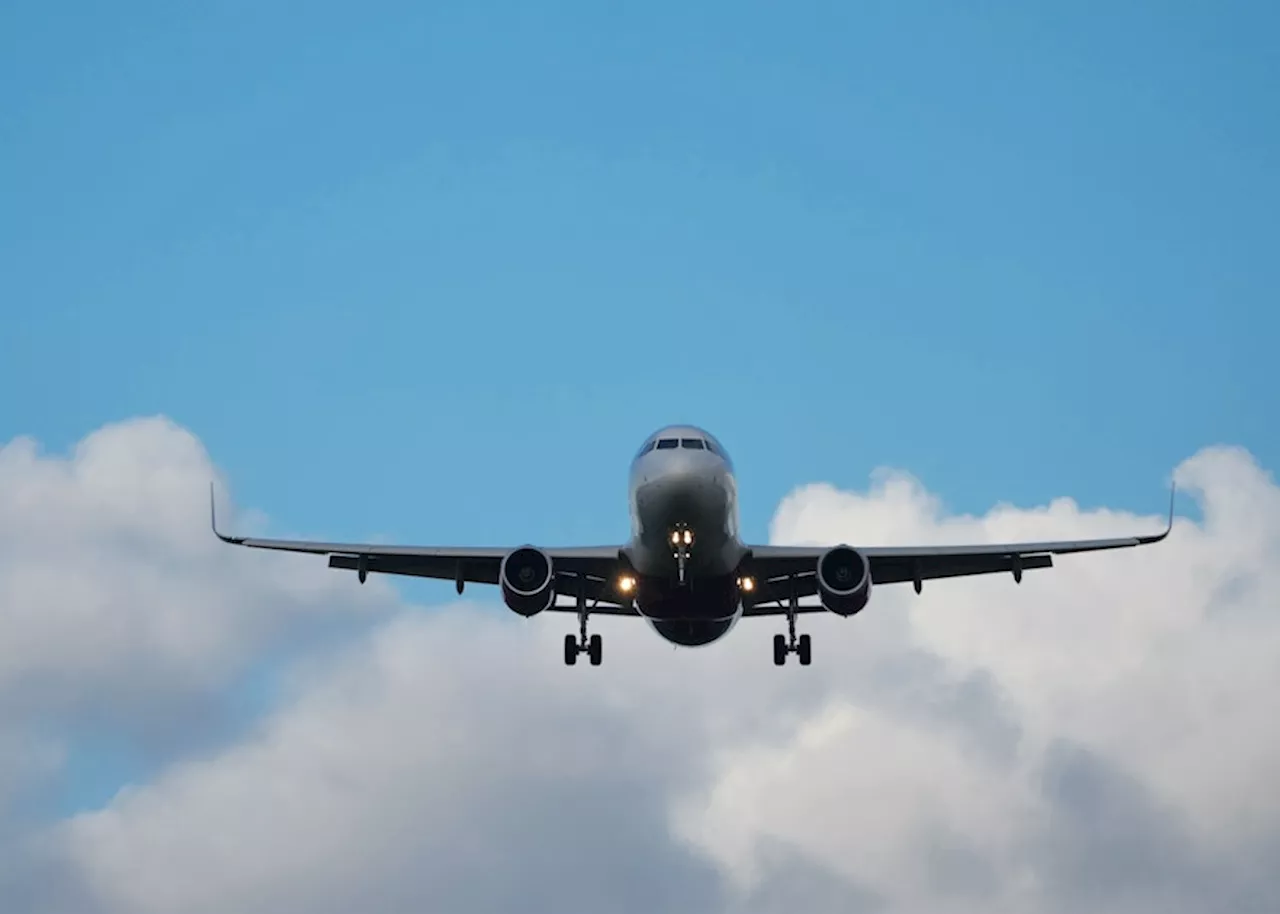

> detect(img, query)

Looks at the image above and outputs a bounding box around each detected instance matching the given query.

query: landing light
[670,531,681,545]
[617,575,636,593]
[738,576,755,592]
[682,529,693,545]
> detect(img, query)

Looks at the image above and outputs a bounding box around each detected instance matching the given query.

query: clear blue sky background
[5,0,1277,539]
[1,0,1276,812]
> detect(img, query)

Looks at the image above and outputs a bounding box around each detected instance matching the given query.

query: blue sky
[5,0,1276,549]
[0,1,1278,891]
[3,3,1277,572]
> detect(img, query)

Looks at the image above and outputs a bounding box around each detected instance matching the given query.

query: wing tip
[209,481,244,545]
[1137,481,1176,545]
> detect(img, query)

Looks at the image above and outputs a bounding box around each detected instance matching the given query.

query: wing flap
[741,602,829,617]
[328,553,501,585]
[546,601,639,616]
[870,552,1054,585]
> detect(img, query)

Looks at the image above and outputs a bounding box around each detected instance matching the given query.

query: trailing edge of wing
[741,602,830,617]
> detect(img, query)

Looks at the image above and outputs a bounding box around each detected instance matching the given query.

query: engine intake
[816,545,872,616]
[500,546,556,616]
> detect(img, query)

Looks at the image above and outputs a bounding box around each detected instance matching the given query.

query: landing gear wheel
[564,634,578,666]
[588,633,603,666]
[773,633,787,666]
[797,633,812,666]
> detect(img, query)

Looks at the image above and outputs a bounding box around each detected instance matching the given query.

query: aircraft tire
[772,634,787,666]
[797,634,812,666]
[588,634,603,666]
[564,634,578,665]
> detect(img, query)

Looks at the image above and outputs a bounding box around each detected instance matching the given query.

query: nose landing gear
[670,525,693,584]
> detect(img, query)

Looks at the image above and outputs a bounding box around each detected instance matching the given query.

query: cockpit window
[655,438,678,449]
[680,438,705,449]
[638,439,657,456]
[703,439,719,455]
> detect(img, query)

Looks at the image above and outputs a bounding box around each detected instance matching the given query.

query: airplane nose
[636,456,727,520]
[658,454,707,484]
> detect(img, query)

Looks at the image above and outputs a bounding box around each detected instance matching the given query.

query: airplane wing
[210,486,635,612]
[741,486,1175,616]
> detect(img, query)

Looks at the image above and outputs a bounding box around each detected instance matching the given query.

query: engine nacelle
[499,546,556,617]
[816,545,872,616]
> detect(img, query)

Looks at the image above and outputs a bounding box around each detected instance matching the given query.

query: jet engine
[816,545,872,616]
[500,546,556,616]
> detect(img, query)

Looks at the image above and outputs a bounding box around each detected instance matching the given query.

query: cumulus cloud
[2,419,1278,913]
[0,417,396,825]
[0,417,393,699]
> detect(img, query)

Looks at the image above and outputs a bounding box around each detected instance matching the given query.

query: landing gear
[773,588,812,666]
[563,633,603,666]
[565,584,603,666]
[670,525,693,584]
[772,633,812,666]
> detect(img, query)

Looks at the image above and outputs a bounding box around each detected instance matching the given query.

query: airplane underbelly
[647,616,737,647]
[636,574,742,647]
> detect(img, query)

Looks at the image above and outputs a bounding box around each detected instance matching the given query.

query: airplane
[211,424,1174,667]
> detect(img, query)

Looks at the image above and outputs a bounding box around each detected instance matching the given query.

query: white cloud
[0,417,393,708]
[2,419,1278,913]
[0,415,397,846]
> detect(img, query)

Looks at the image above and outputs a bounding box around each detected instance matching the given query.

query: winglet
[209,482,244,544]
[1138,481,1176,545]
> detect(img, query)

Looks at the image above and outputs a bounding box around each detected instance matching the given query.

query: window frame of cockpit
[637,433,728,461]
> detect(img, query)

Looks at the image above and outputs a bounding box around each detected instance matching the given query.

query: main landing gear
[565,582,602,666]
[773,589,811,666]
[565,631,602,666]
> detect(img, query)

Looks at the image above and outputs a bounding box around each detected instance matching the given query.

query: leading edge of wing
[208,483,622,561]
[867,482,1175,558]
[751,482,1176,561]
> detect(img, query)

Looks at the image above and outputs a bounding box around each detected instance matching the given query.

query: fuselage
[625,425,748,646]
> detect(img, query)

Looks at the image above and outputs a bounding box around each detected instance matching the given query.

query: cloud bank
[1,418,1277,913]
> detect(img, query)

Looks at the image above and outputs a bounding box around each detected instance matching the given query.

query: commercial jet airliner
[212,424,1173,666]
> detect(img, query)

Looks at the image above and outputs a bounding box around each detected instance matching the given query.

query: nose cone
[650,447,716,479]
[635,452,728,525]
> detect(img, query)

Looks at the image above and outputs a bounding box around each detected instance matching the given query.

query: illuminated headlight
[738,576,755,592]
[682,529,693,545]
[617,575,636,594]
